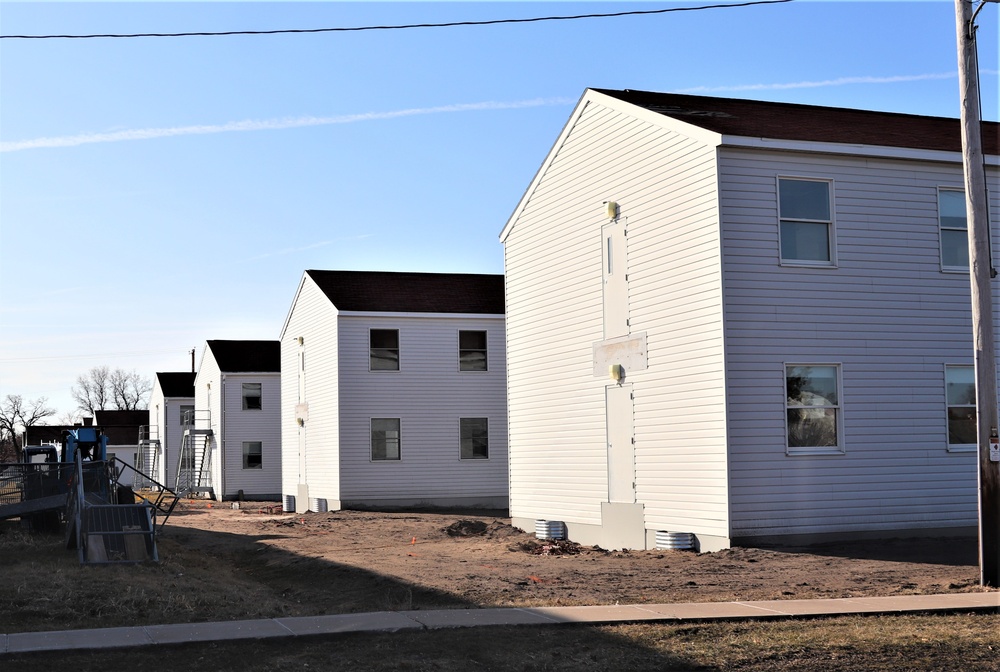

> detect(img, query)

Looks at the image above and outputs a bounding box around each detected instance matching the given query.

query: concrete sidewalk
[2,592,997,655]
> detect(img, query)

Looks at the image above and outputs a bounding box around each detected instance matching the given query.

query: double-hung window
[945,365,976,450]
[460,418,489,459]
[785,364,842,453]
[459,331,488,371]
[939,188,969,270]
[371,418,401,460]
[242,441,263,469]
[778,177,834,266]
[242,383,262,410]
[370,329,400,371]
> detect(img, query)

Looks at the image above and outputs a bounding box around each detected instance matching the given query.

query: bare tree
[0,394,56,460]
[110,368,152,411]
[72,365,111,416]
[72,365,151,414]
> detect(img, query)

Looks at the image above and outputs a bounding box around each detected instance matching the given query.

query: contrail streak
[0,98,576,152]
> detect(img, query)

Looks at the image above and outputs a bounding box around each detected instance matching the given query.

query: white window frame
[777,176,836,267]
[938,187,969,272]
[459,417,489,460]
[945,364,977,452]
[369,328,400,372]
[784,362,844,456]
[242,441,263,469]
[458,330,488,372]
[241,383,262,410]
[371,418,401,461]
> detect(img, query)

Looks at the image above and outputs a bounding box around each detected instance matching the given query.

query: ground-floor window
[460,417,489,459]
[371,418,401,460]
[785,363,841,453]
[242,441,263,469]
[945,364,977,450]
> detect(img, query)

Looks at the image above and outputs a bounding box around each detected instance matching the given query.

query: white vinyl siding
[280,275,341,505]
[337,315,507,503]
[504,99,730,536]
[720,147,988,538]
[220,372,281,498]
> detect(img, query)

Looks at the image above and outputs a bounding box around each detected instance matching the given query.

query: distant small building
[280,270,507,513]
[23,411,148,475]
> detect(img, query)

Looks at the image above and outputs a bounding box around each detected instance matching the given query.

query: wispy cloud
[241,235,374,263]
[677,72,961,94]
[0,98,576,153]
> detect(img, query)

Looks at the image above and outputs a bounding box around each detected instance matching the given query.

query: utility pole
[190,348,196,373]
[955,0,1000,587]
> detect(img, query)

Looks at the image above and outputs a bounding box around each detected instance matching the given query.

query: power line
[0,0,794,40]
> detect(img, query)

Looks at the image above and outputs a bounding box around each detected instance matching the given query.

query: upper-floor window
[242,383,262,410]
[785,364,842,453]
[180,404,194,426]
[945,364,976,451]
[459,330,488,371]
[939,188,969,270]
[370,329,400,371]
[778,177,834,266]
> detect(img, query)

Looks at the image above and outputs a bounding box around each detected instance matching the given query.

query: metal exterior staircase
[175,409,214,498]
[133,424,161,490]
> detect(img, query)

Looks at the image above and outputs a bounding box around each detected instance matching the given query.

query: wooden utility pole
[955,0,1000,587]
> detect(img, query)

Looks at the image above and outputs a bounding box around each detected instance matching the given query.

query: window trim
[777,176,837,268]
[459,417,490,460]
[945,364,977,453]
[242,441,263,470]
[458,330,489,372]
[241,382,262,411]
[784,362,845,456]
[938,187,969,273]
[370,417,401,461]
[369,328,400,372]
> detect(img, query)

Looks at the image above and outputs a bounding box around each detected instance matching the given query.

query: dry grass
[2,507,997,670]
[2,614,998,671]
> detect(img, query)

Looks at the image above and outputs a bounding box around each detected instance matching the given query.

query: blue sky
[1,0,998,419]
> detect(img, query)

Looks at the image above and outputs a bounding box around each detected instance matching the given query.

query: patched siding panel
[719,147,999,537]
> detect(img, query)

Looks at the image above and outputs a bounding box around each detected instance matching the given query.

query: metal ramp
[175,420,214,499]
[0,462,74,529]
[64,456,161,565]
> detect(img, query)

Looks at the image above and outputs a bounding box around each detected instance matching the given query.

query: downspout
[220,374,226,500]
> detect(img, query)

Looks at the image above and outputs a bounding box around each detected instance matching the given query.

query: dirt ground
[161,500,988,612]
[0,498,993,637]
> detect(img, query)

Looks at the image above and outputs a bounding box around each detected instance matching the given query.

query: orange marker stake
[411,537,417,545]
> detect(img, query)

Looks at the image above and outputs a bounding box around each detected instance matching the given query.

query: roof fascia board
[499,89,723,242]
[722,135,1000,166]
[337,311,504,320]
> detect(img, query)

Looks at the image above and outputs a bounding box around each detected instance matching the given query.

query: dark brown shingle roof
[155,371,196,398]
[205,340,280,373]
[305,270,505,314]
[591,89,999,156]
